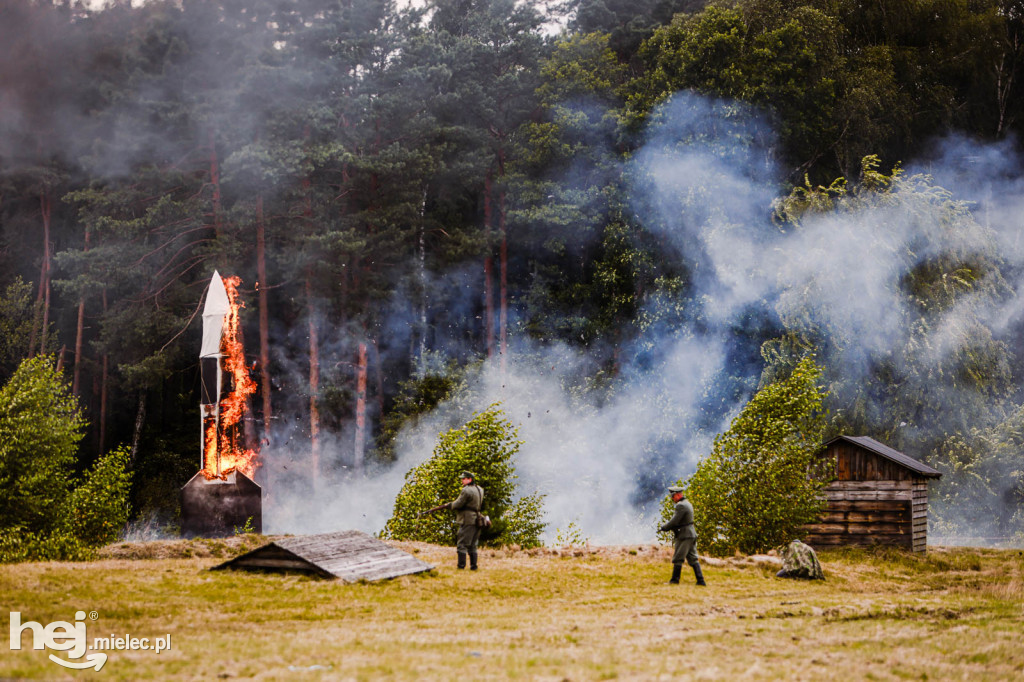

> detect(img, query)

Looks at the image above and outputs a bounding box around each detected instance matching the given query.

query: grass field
[2,539,1023,680]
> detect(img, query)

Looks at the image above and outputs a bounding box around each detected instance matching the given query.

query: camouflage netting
[776,540,825,580]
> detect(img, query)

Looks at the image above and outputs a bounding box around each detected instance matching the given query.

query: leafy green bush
[382,404,546,548]
[553,520,589,547]
[667,357,832,556]
[0,526,93,563]
[929,409,1024,541]
[0,356,85,535]
[0,356,132,562]
[66,445,132,547]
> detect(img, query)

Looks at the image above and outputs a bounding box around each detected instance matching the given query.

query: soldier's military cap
[667,486,685,493]
[460,471,476,480]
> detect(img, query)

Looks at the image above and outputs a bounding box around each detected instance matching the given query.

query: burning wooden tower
[181,271,262,537]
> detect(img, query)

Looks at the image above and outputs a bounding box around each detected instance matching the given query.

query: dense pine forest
[2,0,1024,542]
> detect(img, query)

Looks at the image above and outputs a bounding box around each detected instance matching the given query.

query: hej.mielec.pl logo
[9,611,172,672]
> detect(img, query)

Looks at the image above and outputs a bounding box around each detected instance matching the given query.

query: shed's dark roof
[213,530,434,581]
[823,435,942,478]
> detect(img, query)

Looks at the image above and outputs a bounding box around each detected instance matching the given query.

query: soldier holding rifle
[660,485,706,586]
[420,471,485,570]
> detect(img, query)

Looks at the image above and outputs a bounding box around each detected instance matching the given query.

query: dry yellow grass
[2,541,1023,680]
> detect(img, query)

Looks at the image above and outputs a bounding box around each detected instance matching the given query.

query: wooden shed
[804,435,942,552]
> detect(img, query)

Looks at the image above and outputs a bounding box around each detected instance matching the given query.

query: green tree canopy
[768,157,1013,454]
[631,3,842,178]
[3,0,1024,538]
[0,277,37,382]
[383,404,545,547]
[0,356,132,562]
[677,356,830,555]
[0,356,86,535]
[66,445,133,548]
[569,0,708,61]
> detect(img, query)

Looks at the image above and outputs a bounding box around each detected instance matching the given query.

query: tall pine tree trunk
[72,227,90,395]
[30,191,53,357]
[993,22,1021,138]
[497,148,508,376]
[40,279,51,356]
[301,127,320,490]
[130,391,146,466]
[92,369,101,454]
[306,275,320,492]
[483,169,495,357]
[256,194,272,443]
[99,288,109,453]
[417,188,428,366]
[354,341,368,474]
[72,301,85,393]
[371,337,384,422]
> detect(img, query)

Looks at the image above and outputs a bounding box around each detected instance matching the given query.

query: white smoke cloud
[264,338,725,543]
[263,92,1024,546]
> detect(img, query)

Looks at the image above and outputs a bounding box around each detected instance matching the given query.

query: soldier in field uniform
[447,471,484,570]
[659,485,706,586]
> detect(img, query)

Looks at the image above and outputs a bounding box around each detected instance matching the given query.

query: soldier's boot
[469,551,478,571]
[669,564,681,584]
[457,552,467,570]
[692,562,706,586]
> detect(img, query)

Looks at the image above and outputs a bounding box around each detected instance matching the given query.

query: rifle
[417,503,450,518]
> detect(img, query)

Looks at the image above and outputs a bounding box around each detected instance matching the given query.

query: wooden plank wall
[912,481,928,552]
[804,480,913,549]
[829,442,915,481]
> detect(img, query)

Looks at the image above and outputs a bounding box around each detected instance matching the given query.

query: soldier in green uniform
[659,485,706,586]
[446,471,484,570]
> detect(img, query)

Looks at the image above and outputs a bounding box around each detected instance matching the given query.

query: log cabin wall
[912,481,928,553]
[804,480,914,549]
[804,438,938,552]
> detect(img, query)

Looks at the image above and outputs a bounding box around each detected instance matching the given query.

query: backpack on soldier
[473,484,491,528]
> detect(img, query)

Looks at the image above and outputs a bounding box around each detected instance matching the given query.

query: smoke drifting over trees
[2,0,1023,544]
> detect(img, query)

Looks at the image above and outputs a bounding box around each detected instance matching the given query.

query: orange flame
[202,275,260,480]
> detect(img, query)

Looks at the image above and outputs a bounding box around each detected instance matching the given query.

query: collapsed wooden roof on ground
[213,530,435,581]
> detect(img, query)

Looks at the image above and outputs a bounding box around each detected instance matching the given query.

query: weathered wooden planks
[831,441,918,482]
[213,530,435,582]
[818,510,907,524]
[810,533,914,548]
[829,480,914,490]
[804,522,907,534]
[826,500,908,512]
[806,437,941,553]
[825,490,913,501]
[823,436,942,480]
